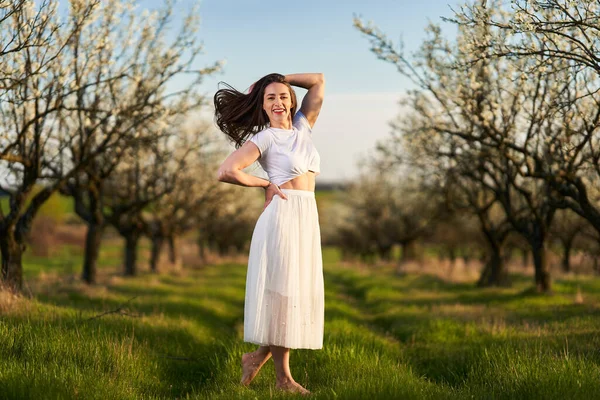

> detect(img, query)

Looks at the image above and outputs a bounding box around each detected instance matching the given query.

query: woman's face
[262,82,293,126]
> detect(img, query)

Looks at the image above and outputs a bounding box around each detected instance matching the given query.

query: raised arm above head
[284,73,325,129]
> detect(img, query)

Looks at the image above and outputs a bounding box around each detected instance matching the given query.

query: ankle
[257,349,271,358]
[276,376,295,385]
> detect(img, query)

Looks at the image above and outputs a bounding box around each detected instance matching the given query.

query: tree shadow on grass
[3,310,234,399]
[24,265,249,395]
[507,303,600,325]
[32,287,243,340]
[324,266,600,395]
[104,320,234,399]
[107,283,245,312]
[400,330,600,391]
[27,263,249,336]
[8,266,243,400]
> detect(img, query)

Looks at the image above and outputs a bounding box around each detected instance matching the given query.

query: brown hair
[214,73,298,148]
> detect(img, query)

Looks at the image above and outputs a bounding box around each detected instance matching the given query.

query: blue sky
[150,0,460,182]
[194,0,457,94]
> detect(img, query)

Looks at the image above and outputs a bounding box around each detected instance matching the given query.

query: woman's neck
[270,118,292,130]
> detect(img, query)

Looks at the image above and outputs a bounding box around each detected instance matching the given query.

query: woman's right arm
[217,141,270,188]
[217,141,289,205]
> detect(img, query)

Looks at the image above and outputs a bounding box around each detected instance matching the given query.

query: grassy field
[1,247,600,399]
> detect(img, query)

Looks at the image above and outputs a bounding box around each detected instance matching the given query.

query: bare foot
[241,351,271,386]
[276,379,311,395]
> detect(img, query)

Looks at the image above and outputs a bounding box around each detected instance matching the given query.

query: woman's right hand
[263,182,287,211]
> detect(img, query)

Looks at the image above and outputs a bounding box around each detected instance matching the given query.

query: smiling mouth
[273,108,285,115]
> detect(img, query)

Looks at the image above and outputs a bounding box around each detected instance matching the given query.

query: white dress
[243,112,324,349]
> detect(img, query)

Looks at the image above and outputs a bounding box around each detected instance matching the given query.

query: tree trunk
[520,248,527,267]
[123,232,140,276]
[561,239,573,273]
[217,241,228,256]
[477,245,509,287]
[82,222,104,284]
[531,240,551,292]
[448,246,456,266]
[168,235,177,264]
[462,248,472,265]
[399,240,417,264]
[80,183,106,285]
[0,230,24,292]
[397,240,417,274]
[377,244,392,261]
[150,236,164,273]
[198,239,206,262]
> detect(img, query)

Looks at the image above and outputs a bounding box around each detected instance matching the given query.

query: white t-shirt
[248,111,321,186]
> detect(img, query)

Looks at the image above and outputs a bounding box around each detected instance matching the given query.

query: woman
[214,72,325,395]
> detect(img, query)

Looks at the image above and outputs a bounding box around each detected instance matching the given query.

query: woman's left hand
[263,183,287,210]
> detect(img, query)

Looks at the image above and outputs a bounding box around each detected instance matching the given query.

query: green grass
[1,247,600,399]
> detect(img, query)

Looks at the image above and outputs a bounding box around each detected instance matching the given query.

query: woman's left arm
[285,73,325,128]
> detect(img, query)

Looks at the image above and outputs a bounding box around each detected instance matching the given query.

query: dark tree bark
[147,220,167,273]
[400,240,418,264]
[109,212,148,277]
[447,246,457,265]
[150,236,164,273]
[561,238,574,273]
[498,181,555,292]
[0,186,55,291]
[0,229,24,291]
[197,237,207,262]
[397,240,419,274]
[478,244,509,287]
[72,180,106,284]
[168,235,177,264]
[521,248,529,268]
[82,222,104,283]
[461,250,471,265]
[377,244,392,261]
[531,238,551,292]
[476,219,510,287]
[123,231,141,276]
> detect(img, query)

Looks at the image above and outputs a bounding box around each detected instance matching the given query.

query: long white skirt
[244,189,324,349]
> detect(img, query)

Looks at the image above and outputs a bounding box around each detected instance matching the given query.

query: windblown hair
[214,73,298,148]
